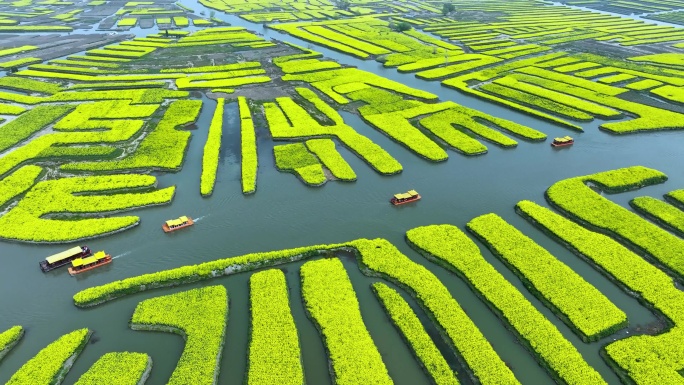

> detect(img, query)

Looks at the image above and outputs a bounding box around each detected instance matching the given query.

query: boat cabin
[162,215,194,233]
[69,251,112,276]
[39,246,91,273]
[391,190,421,205]
[552,136,574,146]
[166,216,190,229]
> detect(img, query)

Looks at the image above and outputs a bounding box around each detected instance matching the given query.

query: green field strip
[300,258,392,385]
[239,96,257,194]
[200,98,224,196]
[0,76,61,94]
[305,139,356,181]
[353,239,520,384]
[0,45,36,57]
[0,175,175,243]
[545,166,684,278]
[407,224,608,384]
[598,74,636,84]
[626,79,662,90]
[479,82,593,121]
[63,100,201,173]
[74,352,151,385]
[515,67,626,96]
[273,142,327,186]
[467,214,627,341]
[420,105,518,148]
[497,75,622,118]
[0,326,23,362]
[372,283,459,385]
[247,270,303,385]
[131,286,227,385]
[443,79,581,130]
[6,329,90,385]
[630,196,684,237]
[516,200,684,384]
[0,105,74,152]
[554,62,601,73]
[264,90,402,174]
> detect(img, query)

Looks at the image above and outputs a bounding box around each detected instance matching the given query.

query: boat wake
[193,215,208,223]
[112,251,132,260]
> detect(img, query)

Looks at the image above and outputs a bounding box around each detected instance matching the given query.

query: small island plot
[552,136,574,147]
[39,246,92,273]
[68,251,112,276]
[163,216,194,233]
[390,190,421,206]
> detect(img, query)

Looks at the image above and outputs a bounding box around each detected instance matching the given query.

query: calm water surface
[0,6,683,384]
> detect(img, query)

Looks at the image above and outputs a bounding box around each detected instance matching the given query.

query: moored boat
[39,246,92,273]
[162,216,194,233]
[391,190,421,206]
[68,251,112,276]
[551,136,574,147]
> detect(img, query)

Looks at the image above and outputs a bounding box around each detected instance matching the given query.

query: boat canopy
[46,246,83,265]
[72,251,107,268]
[553,136,573,142]
[394,193,411,199]
[165,216,188,227]
[407,190,418,196]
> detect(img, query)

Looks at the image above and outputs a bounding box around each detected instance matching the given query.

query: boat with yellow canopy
[390,190,421,206]
[551,136,574,147]
[162,215,194,233]
[68,251,112,276]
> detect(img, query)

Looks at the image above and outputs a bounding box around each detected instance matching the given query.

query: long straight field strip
[247,270,303,385]
[630,196,684,237]
[300,258,392,385]
[407,225,608,384]
[466,213,627,341]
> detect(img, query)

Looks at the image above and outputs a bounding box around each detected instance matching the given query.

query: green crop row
[273,142,327,186]
[0,326,23,362]
[479,82,593,121]
[0,103,25,115]
[0,57,41,70]
[467,213,627,341]
[283,67,438,104]
[247,269,303,385]
[666,189,684,208]
[414,55,502,80]
[74,352,151,385]
[0,104,74,152]
[498,75,623,119]
[52,59,120,69]
[277,58,341,74]
[63,100,202,172]
[271,24,371,59]
[160,61,261,73]
[6,329,91,385]
[630,196,684,237]
[0,174,175,243]
[54,100,158,131]
[73,242,349,307]
[265,89,402,175]
[516,200,684,383]
[300,258,392,385]
[0,45,37,57]
[372,283,458,385]
[352,238,519,384]
[407,225,608,384]
[239,97,257,194]
[67,81,167,90]
[305,139,356,181]
[200,98,225,196]
[0,76,62,94]
[545,166,684,277]
[0,118,144,178]
[131,286,227,385]
[0,166,44,209]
